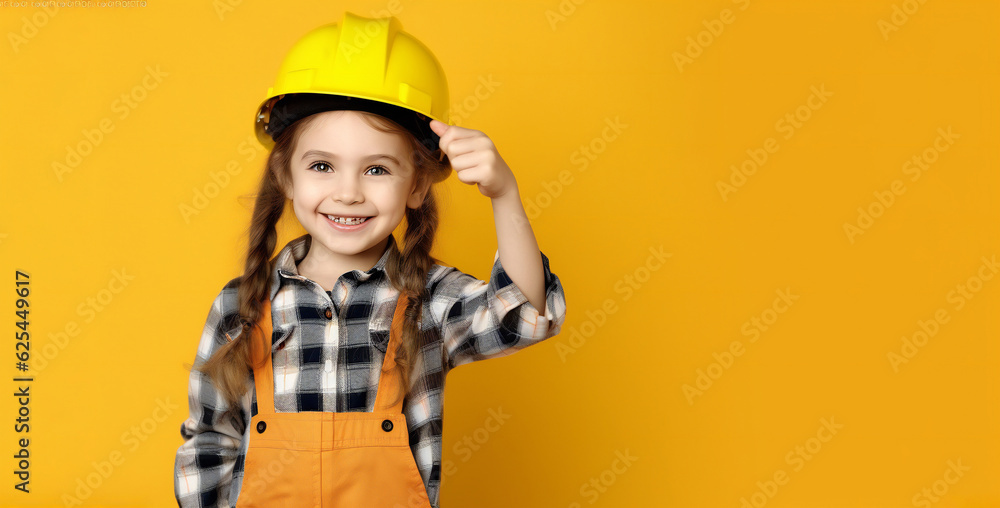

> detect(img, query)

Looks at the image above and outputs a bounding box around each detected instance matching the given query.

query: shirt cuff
[488,249,566,341]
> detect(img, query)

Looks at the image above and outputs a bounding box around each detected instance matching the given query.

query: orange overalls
[236,295,433,508]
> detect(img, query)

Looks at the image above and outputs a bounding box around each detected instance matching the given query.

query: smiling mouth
[325,214,371,225]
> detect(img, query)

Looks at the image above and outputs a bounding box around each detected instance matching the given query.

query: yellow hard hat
[253,12,450,152]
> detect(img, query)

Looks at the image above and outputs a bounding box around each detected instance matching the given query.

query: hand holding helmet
[430,119,518,200]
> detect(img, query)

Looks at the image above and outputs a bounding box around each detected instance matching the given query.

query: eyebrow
[300,150,401,166]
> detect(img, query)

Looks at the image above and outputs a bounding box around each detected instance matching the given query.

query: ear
[406,174,432,209]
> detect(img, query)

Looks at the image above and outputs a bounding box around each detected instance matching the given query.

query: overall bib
[236,295,433,508]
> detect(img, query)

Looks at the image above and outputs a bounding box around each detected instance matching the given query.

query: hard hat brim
[264,93,441,153]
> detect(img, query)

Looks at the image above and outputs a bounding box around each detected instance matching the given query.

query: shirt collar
[269,233,397,300]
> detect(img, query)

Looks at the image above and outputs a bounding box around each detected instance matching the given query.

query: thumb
[429,119,449,135]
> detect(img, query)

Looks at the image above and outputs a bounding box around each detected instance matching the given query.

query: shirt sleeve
[432,249,567,371]
[174,285,251,508]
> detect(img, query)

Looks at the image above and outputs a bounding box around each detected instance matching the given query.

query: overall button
[381,419,393,432]
[324,308,333,319]
[256,421,267,433]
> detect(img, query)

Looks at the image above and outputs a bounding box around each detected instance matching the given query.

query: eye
[309,161,333,173]
[366,165,389,176]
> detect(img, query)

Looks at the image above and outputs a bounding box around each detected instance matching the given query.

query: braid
[383,190,440,408]
[192,118,305,413]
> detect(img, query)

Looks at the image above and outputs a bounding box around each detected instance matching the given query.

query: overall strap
[373,293,410,413]
[250,298,276,415]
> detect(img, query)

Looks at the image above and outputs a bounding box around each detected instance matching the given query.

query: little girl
[173,12,567,508]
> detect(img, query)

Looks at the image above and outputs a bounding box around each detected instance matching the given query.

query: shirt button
[256,421,266,433]
[324,308,333,319]
[381,419,393,432]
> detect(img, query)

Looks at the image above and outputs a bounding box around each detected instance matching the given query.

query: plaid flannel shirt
[174,233,567,507]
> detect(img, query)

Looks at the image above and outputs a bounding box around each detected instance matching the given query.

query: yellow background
[1,0,998,506]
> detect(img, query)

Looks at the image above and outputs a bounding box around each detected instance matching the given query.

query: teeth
[326,215,368,225]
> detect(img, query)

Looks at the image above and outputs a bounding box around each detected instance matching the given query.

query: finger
[452,163,485,185]
[430,120,454,156]
[429,119,449,136]
[441,133,488,159]
[448,151,482,172]
[438,124,481,149]
[443,137,480,159]
[453,165,477,184]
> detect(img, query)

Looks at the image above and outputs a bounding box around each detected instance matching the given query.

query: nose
[332,171,364,204]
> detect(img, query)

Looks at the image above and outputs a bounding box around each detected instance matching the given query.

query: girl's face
[285,110,428,267]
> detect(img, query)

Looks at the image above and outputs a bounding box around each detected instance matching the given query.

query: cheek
[290,191,320,218]
[292,184,324,204]
[365,184,399,203]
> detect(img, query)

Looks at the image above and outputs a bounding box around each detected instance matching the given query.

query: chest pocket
[368,299,399,354]
[271,325,294,352]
